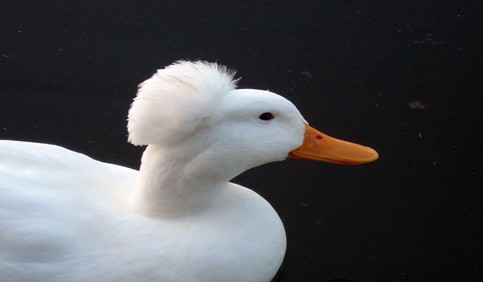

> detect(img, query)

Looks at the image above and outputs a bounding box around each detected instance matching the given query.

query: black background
[1,1,481,281]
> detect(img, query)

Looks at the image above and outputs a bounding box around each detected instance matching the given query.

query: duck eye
[259,112,274,121]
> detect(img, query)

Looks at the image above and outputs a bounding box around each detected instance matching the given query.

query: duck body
[0,61,377,281]
[0,141,285,281]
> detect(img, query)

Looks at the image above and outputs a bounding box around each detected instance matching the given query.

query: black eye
[259,112,274,121]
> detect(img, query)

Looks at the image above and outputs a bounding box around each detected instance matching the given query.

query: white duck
[0,60,378,281]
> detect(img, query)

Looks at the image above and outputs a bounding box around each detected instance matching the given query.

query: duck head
[127,61,378,182]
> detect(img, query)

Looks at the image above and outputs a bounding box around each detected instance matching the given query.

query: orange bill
[288,125,379,165]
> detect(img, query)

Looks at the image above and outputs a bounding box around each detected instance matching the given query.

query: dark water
[0,1,480,281]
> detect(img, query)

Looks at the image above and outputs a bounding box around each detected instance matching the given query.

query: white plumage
[128,61,238,146]
[0,60,378,281]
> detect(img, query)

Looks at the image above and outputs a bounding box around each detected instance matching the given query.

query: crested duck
[0,60,378,281]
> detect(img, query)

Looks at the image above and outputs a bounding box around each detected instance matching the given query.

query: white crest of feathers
[127,60,238,146]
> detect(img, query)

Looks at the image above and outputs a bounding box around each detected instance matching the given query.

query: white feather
[0,60,308,281]
[128,60,238,145]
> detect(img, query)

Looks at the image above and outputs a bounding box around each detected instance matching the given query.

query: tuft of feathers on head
[127,60,238,146]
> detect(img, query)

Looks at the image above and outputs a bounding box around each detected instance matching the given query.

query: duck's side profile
[0,60,378,281]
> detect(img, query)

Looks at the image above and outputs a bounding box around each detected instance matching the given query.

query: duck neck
[130,144,228,218]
